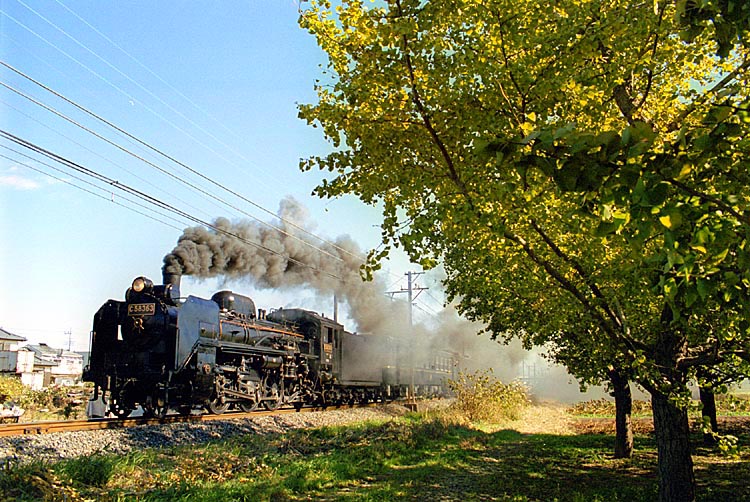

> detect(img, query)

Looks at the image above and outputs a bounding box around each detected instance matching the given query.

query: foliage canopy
[299,4,750,496]
[299,0,750,396]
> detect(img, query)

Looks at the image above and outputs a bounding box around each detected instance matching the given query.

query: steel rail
[0,402,386,437]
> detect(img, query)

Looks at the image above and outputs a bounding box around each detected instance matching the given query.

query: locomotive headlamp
[132,276,153,293]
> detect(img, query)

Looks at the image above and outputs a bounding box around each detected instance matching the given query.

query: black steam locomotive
[83,273,457,418]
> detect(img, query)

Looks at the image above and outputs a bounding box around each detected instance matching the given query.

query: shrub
[0,376,87,420]
[716,393,750,414]
[0,375,26,404]
[447,369,530,423]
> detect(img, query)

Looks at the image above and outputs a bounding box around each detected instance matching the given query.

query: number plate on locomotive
[128,303,156,316]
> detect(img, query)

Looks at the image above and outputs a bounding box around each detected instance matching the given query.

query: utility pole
[386,271,427,402]
[386,271,428,324]
[65,329,72,352]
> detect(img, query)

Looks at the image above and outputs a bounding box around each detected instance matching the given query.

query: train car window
[325,327,332,344]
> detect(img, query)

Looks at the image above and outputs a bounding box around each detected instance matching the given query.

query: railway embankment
[0,402,436,466]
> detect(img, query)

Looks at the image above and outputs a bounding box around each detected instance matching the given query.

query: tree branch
[666,57,750,133]
[502,227,645,355]
[663,177,750,226]
[396,1,473,207]
[528,218,630,336]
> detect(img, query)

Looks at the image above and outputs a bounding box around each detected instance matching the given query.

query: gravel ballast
[0,404,425,466]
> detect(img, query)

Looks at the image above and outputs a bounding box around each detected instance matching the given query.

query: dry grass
[503,402,577,435]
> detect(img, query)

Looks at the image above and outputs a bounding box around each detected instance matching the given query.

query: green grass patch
[2,408,748,501]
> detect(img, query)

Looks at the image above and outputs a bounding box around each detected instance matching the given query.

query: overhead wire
[0,5,253,185]
[1,8,441,310]
[0,77,334,257]
[0,129,344,281]
[11,0,269,185]
[0,5,366,263]
[49,0,285,183]
[0,79,233,211]
[1,71,431,310]
[0,145,186,230]
[0,9,405,274]
[0,3,458,336]
[0,97,215,220]
[0,63,352,264]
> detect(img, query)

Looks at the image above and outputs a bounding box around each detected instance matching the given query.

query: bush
[567,398,653,417]
[716,393,750,414]
[0,376,87,420]
[0,375,26,404]
[447,369,530,423]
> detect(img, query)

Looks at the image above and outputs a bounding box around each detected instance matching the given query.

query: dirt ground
[499,402,750,437]
[503,403,578,435]
[571,414,750,435]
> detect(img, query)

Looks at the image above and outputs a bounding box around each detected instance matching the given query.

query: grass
[2,408,749,502]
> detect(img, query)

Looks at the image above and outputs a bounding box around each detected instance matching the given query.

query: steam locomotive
[83,272,458,418]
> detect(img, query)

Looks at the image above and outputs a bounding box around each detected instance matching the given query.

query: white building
[0,328,40,388]
[0,328,33,374]
[24,343,84,387]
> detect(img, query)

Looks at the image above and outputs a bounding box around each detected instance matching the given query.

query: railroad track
[0,402,389,437]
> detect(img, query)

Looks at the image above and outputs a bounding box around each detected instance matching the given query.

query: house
[0,330,84,389]
[22,352,54,390]
[25,343,84,387]
[0,328,33,374]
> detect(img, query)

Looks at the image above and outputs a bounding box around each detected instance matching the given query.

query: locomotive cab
[266,308,342,382]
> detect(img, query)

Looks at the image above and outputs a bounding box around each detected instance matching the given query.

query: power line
[0,129,343,281]
[1,68,417,296]
[0,26,417,288]
[0,97,215,220]
[0,5,255,186]
[49,0,283,184]
[0,78,332,258]
[0,147,186,230]
[0,64,353,264]
[13,0,270,186]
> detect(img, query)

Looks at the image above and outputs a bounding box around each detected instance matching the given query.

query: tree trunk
[699,385,718,446]
[651,391,695,502]
[608,369,633,458]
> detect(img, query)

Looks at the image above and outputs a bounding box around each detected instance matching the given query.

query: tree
[298,1,750,500]
[675,0,750,57]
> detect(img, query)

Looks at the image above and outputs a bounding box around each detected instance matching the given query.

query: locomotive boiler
[83,272,457,418]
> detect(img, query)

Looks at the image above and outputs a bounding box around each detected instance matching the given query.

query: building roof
[25,343,83,360]
[33,356,57,368]
[0,327,26,342]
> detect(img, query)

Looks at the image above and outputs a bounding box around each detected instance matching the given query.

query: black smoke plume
[163,196,526,380]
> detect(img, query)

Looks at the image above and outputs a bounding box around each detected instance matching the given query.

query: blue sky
[0,0,438,351]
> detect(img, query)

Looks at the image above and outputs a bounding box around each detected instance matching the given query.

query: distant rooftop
[26,343,83,359]
[0,327,26,342]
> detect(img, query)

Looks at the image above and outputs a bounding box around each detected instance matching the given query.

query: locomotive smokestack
[162,254,182,300]
[163,270,181,300]
[333,294,338,323]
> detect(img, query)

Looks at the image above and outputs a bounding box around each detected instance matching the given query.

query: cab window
[326,327,333,344]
